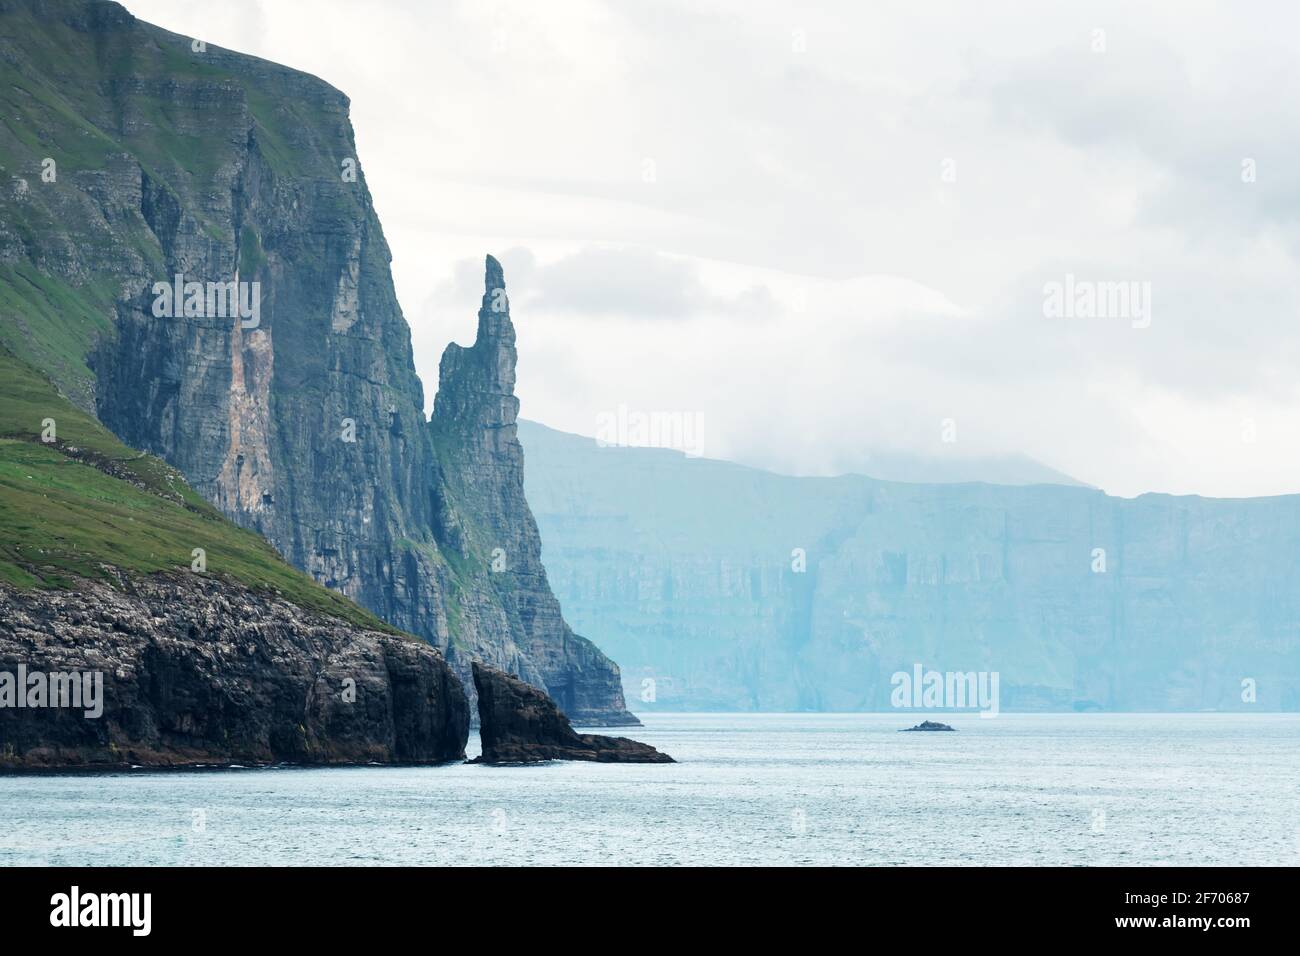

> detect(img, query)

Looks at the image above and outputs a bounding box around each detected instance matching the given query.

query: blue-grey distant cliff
[521,420,1300,712]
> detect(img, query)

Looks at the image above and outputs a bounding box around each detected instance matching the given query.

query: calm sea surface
[1,713,1295,866]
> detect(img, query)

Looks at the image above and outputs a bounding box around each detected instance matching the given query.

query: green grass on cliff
[0,264,119,413]
[0,0,352,402]
[0,350,396,631]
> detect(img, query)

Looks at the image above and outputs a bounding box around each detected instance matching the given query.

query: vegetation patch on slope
[0,349,395,631]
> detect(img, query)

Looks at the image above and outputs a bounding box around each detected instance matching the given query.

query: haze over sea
[1,714,1293,866]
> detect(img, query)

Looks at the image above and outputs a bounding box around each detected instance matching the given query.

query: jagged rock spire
[483,253,505,297]
[429,254,638,726]
[435,254,519,433]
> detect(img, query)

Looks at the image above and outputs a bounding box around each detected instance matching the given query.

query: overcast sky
[125,0,1300,498]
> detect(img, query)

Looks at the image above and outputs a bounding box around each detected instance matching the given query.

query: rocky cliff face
[0,0,632,723]
[521,420,1300,712]
[0,574,469,768]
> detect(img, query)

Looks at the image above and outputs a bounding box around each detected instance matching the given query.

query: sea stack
[471,662,673,764]
[431,257,638,726]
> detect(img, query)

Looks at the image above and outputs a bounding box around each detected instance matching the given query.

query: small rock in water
[900,720,956,732]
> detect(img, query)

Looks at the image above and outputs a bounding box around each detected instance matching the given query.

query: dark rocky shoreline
[0,573,469,770]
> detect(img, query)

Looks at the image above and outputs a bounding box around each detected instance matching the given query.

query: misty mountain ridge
[528,419,1088,490]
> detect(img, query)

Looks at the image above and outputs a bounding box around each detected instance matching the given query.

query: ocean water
[1,713,1296,866]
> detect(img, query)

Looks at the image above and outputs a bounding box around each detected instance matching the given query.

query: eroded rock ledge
[0,574,470,769]
[471,662,673,764]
